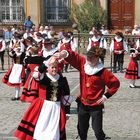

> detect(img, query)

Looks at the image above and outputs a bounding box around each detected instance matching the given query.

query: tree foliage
[72,0,107,32]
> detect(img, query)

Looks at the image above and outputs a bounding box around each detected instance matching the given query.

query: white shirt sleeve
[87,38,91,51]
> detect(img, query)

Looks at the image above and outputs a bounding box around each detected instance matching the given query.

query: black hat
[13,32,22,39]
[26,36,34,42]
[130,48,138,54]
[36,32,42,37]
[43,38,55,44]
[115,31,123,37]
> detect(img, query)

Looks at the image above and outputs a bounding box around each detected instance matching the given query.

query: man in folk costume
[20,45,45,102]
[125,48,140,88]
[53,46,120,140]
[87,30,108,64]
[110,31,128,73]
[0,35,6,70]
[57,32,72,73]
[14,57,75,140]
[39,38,58,59]
[2,41,26,101]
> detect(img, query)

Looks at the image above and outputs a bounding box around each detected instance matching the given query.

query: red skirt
[2,65,25,87]
[14,98,67,140]
[20,73,39,103]
[125,59,139,80]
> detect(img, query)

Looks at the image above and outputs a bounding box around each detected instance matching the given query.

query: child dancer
[125,48,140,88]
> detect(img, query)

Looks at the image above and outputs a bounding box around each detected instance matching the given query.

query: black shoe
[11,97,20,101]
[105,136,111,139]
[65,70,69,73]
[113,70,117,73]
[129,84,135,88]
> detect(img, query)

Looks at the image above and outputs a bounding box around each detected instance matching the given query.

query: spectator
[132,24,140,35]
[100,25,109,35]
[24,16,34,31]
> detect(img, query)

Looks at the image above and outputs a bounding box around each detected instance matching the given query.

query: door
[108,0,135,30]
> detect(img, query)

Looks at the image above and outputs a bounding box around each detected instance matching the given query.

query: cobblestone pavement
[0,53,140,140]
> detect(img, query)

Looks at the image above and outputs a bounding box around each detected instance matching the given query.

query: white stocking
[130,80,135,86]
[15,87,20,98]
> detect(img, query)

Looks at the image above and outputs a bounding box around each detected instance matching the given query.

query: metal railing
[2,33,140,71]
[72,33,140,72]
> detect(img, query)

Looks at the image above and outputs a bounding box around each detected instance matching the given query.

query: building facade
[0,0,140,30]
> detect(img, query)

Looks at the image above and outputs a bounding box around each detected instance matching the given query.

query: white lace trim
[91,36,101,42]
[62,38,70,43]
[114,37,122,42]
[46,73,60,82]
[84,62,104,75]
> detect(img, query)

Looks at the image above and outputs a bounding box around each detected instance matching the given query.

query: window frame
[44,0,71,25]
[0,0,24,23]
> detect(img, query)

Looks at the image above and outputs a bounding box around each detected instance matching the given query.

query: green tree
[72,0,107,32]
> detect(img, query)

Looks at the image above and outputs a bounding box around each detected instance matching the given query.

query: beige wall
[24,0,40,27]
[73,0,85,5]
[135,0,140,25]
[100,0,107,9]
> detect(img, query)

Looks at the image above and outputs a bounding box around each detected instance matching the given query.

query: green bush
[72,0,107,32]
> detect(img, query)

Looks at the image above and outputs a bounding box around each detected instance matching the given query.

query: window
[45,0,71,24]
[0,0,24,23]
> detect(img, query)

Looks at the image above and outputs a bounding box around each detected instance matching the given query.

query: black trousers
[0,51,5,70]
[113,53,124,70]
[77,103,105,140]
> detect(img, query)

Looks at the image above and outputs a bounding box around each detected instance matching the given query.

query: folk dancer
[125,48,140,88]
[110,31,128,73]
[14,57,75,140]
[2,41,26,101]
[53,46,120,140]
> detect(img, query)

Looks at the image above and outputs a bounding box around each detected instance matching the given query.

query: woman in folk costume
[125,48,140,88]
[20,46,45,102]
[2,41,26,101]
[14,56,75,140]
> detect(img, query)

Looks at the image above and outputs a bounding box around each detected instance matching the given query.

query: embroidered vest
[60,40,71,51]
[91,38,101,47]
[114,38,124,51]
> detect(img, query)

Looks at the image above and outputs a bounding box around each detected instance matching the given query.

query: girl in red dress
[125,48,140,88]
